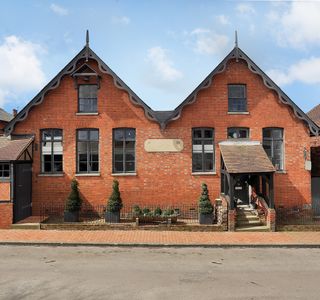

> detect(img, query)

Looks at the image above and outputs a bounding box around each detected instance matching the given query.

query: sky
[1,0,320,114]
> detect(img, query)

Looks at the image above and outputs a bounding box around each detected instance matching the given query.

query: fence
[40,203,200,224]
[276,204,320,226]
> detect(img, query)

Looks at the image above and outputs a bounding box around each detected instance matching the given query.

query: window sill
[227,112,249,115]
[38,173,64,177]
[76,112,99,116]
[75,173,101,177]
[192,172,217,176]
[111,173,137,177]
[275,170,287,174]
[0,178,10,182]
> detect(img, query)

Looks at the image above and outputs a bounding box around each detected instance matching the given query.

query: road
[1,246,320,299]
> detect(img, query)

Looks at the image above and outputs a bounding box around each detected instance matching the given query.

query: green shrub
[132,205,142,216]
[198,183,213,215]
[65,179,82,212]
[106,180,123,213]
[162,208,174,217]
[153,207,162,216]
[142,207,151,216]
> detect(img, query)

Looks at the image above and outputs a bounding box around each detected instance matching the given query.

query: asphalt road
[1,246,320,299]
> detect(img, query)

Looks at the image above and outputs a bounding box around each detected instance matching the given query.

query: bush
[106,180,123,213]
[142,207,151,216]
[198,183,213,215]
[65,178,82,212]
[153,207,162,216]
[132,205,142,217]
[162,208,175,217]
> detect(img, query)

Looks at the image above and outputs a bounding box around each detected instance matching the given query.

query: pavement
[1,229,320,247]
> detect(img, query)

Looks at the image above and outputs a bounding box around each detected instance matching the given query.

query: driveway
[0,246,320,299]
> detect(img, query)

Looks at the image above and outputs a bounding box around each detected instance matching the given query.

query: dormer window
[228,84,247,112]
[78,85,98,113]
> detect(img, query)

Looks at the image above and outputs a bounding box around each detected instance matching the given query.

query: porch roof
[219,140,275,174]
[0,136,33,161]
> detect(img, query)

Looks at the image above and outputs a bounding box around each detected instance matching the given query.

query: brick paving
[1,230,320,246]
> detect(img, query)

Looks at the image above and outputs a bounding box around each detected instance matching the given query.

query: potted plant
[105,180,123,223]
[64,178,82,222]
[198,183,214,224]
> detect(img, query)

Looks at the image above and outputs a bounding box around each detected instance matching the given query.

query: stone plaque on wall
[144,139,184,152]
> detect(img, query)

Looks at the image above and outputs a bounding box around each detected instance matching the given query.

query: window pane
[114,141,123,149]
[78,130,88,141]
[125,141,135,150]
[114,162,124,172]
[239,129,248,138]
[53,129,62,140]
[125,161,135,172]
[53,141,63,154]
[204,129,213,139]
[125,129,135,140]
[53,162,62,172]
[79,85,97,98]
[272,129,283,139]
[115,153,123,161]
[263,129,272,138]
[204,153,214,171]
[125,152,135,161]
[192,153,203,172]
[44,162,52,172]
[90,162,99,172]
[79,162,87,172]
[114,129,124,141]
[193,129,202,139]
[3,170,9,178]
[228,85,245,98]
[89,130,99,141]
[42,130,52,141]
[79,153,87,162]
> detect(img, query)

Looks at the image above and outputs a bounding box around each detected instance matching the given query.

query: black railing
[40,203,200,224]
[276,204,320,225]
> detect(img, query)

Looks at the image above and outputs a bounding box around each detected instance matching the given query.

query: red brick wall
[0,182,10,201]
[12,58,312,213]
[0,203,12,229]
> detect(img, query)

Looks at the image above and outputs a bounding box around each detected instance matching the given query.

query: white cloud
[189,28,229,55]
[216,14,230,25]
[111,16,131,25]
[147,47,182,82]
[0,36,46,106]
[268,1,320,48]
[267,57,320,86]
[50,3,68,16]
[236,3,255,15]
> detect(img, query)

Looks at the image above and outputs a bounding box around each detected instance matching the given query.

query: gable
[4,45,158,135]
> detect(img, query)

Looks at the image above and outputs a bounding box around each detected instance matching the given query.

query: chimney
[12,109,17,117]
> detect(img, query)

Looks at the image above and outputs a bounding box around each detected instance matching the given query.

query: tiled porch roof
[308,104,320,126]
[219,140,275,174]
[0,136,33,161]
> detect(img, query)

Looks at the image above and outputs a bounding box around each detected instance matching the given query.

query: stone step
[11,223,40,230]
[235,225,270,232]
[237,215,260,221]
[236,219,261,226]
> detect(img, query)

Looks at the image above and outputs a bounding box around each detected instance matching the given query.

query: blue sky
[1,0,320,114]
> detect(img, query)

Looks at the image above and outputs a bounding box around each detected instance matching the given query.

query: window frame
[227,127,250,139]
[0,163,10,180]
[262,127,284,171]
[192,127,215,173]
[228,84,247,112]
[112,128,136,174]
[40,128,63,174]
[78,84,98,113]
[76,128,100,174]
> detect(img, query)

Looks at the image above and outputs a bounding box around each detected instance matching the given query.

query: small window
[41,129,63,173]
[263,128,284,171]
[77,129,99,173]
[228,84,247,112]
[0,163,10,179]
[78,85,97,113]
[192,128,214,172]
[228,127,249,139]
[113,128,136,173]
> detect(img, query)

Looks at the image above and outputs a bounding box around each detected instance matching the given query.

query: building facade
[0,36,319,229]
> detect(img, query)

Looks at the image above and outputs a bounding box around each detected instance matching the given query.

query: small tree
[65,178,82,212]
[198,183,213,215]
[106,180,123,212]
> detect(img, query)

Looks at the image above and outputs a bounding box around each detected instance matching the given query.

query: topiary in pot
[64,178,82,222]
[153,207,162,216]
[132,205,142,217]
[105,180,123,223]
[198,183,214,224]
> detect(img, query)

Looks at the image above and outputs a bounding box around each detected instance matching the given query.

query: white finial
[86,30,89,48]
[235,30,238,48]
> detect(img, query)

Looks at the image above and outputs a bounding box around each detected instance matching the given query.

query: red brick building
[0,35,319,230]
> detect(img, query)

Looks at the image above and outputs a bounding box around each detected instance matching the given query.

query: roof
[0,109,13,123]
[3,37,320,136]
[219,140,275,174]
[307,104,320,126]
[0,136,33,161]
